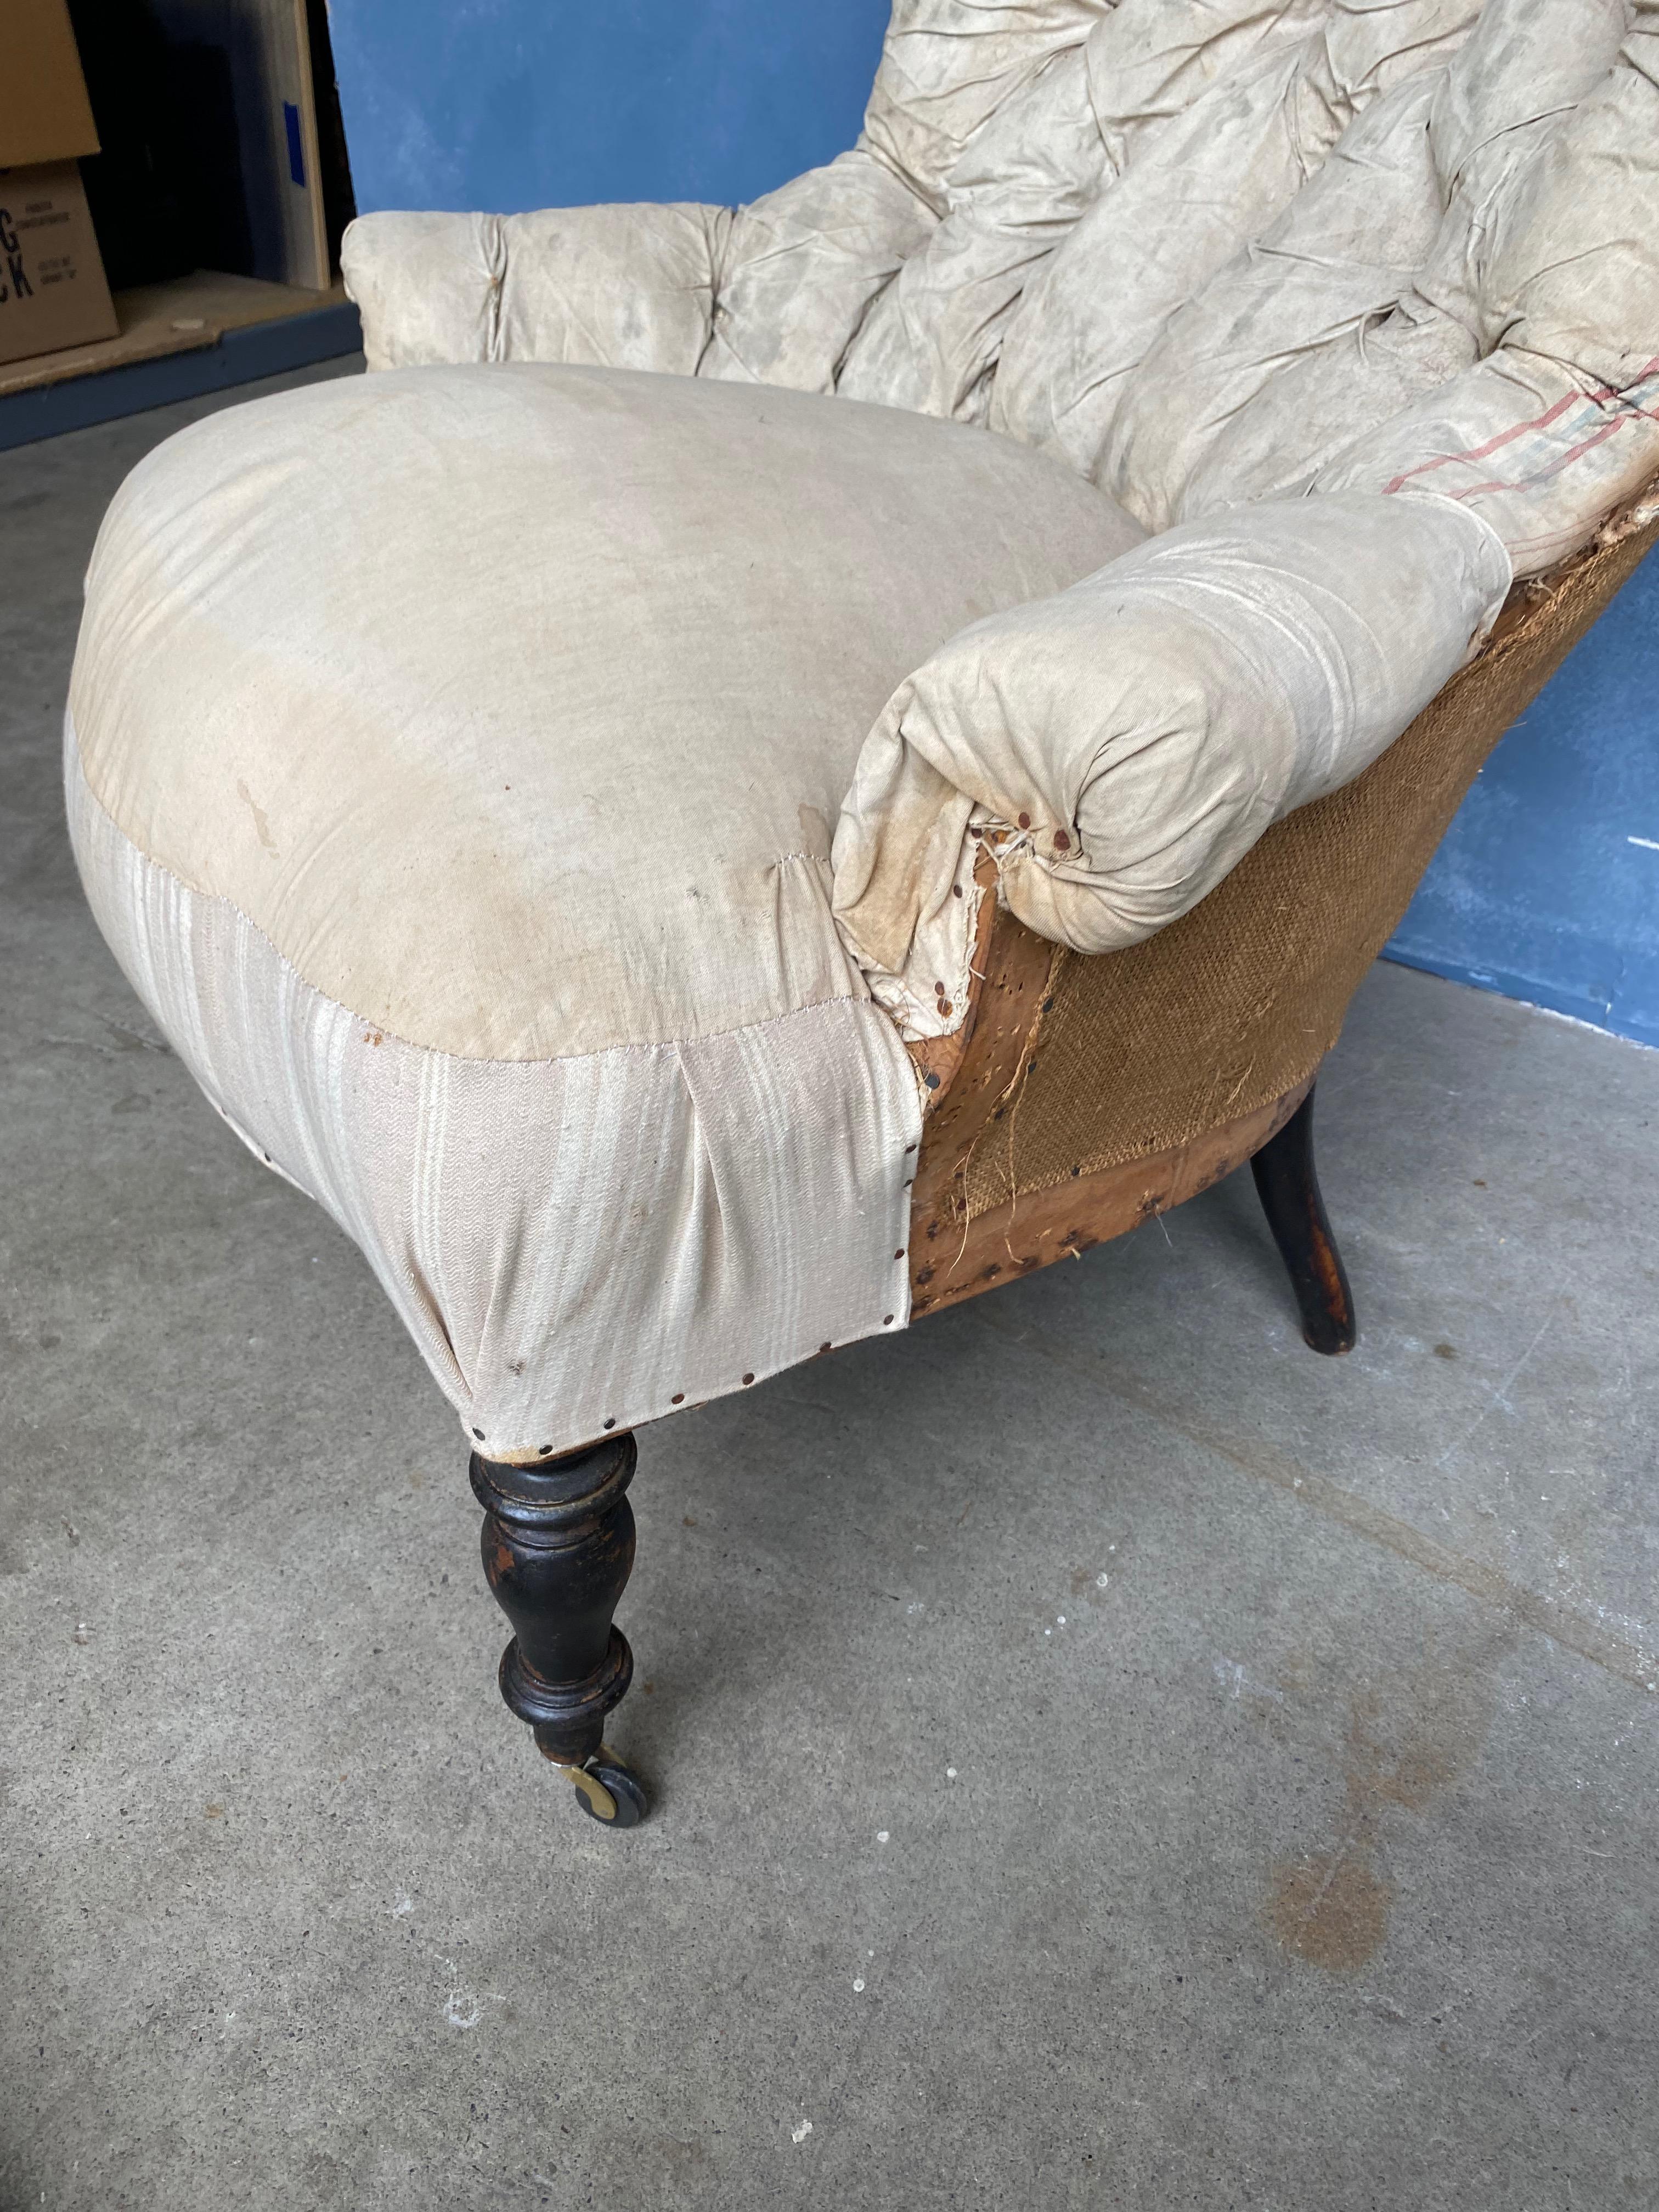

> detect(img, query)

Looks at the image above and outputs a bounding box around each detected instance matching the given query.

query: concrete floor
[3,369,1657,2212]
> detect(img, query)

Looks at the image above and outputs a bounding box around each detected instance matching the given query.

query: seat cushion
[67,362,1142,1458]
[71,362,1141,1062]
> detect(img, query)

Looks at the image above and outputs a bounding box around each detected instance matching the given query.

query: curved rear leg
[1249,1085,1357,1356]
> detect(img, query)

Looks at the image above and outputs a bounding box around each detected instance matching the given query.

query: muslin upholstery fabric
[66,362,1141,1452]
[71,0,1659,1450]
[830,493,1510,1036]
[342,0,1659,1026]
[342,0,1659,597]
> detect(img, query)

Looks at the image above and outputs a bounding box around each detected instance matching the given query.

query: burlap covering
[957,505,1659,1222]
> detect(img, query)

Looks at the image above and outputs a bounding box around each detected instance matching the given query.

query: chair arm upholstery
[832,490,1510,1039]
[906,487,1659,1319]
[340,150,936,387]
[341,202,734,375]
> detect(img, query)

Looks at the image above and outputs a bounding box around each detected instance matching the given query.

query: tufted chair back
[346,0,1659,584]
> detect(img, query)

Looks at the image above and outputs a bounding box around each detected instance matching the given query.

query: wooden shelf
[0,268,343,400]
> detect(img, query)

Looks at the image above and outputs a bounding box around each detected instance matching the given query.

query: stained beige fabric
[341,202,732,377]
[832,493,1510,1035]
[77,0,1659,1454]
[986,25,1357,462]
[949,494,1659,1222]
[67,360,1142,1453]
[339,2,1659,593]
[864,0,1480,433]
[72,364,1141,1062]
[340,0,1659,986]
[701,152,935,391]
[1313,42,1659,573]
[1115,0,1659,567]
[67,733,920,1457]
[859,0,1110,212]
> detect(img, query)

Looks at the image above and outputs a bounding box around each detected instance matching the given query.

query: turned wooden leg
[1249,1085,1357,1356]
[469,1431,649,1826]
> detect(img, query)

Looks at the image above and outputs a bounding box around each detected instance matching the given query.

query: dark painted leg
[1249,1085,1357,1356]
[469,1431,649,1826]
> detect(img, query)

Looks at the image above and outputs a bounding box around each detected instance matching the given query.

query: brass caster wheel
[544,1743,650,1828]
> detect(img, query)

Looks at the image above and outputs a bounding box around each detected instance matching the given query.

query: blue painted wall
[327,0,891,216]
[326,0,1658,1052]
[1387,548,1659,1051]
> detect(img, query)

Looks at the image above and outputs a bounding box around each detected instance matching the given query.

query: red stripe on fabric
[1449,414,1630,501]
[1381,364,1659,498]
[1382,390,1588,494]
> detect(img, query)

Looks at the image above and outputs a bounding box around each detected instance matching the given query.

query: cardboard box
[0,160,120,367]
[0,0,119,368]
[1,0,100,170]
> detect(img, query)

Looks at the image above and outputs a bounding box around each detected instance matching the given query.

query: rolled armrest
[341,202,732,374]
[831,491,1510,1039]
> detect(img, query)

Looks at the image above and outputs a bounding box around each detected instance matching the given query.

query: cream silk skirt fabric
[68,729,919,1455]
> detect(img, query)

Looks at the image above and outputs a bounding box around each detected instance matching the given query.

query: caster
[543,1742,650,1827]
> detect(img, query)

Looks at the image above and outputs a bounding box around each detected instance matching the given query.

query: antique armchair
[66,0,1659,1825]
